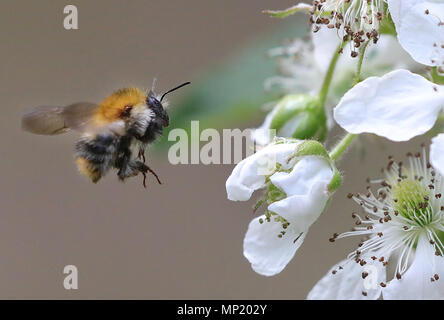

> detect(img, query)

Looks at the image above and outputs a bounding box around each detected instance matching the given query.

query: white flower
[258,26,417,146]
[389,0,444,68]
[265,26,416,97]
[308,151,444,299]
[226,139,340,276]
[334,69,444,172]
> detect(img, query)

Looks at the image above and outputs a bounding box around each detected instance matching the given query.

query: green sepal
[291,140,330,159]
[266,182,287,204]
[328,169,343,193]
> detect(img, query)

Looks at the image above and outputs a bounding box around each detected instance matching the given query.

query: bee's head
[147,91,170,127]
[147,81,191,127]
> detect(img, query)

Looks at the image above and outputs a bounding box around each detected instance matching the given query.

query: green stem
[352,41,370,86]
[318,44,344,108]
[329,133,356,161]
[329,41,370,161]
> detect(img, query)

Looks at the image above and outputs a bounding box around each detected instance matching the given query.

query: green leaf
[262,4,311,18]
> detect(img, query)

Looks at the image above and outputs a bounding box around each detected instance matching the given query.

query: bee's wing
[21,102,99,135]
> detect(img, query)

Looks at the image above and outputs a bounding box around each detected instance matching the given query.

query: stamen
[309,0,386,52]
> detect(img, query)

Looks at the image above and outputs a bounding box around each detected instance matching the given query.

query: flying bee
[21,81,191,187]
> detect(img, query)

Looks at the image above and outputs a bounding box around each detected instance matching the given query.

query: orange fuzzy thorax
[93,87,147,125]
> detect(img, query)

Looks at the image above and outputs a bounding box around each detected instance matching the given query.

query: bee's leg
[137,149,160,185]
[116,155,136,181]
[142,171,147,188]
[138,148,146,163]
[115,135,140,181]
[117,161,136,181]
[138,162,162,185]
[146,165,162,185]
[124,160,162,186]
[114,137,160,186]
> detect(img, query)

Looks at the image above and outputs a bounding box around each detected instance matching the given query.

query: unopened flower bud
[252,94,327,145]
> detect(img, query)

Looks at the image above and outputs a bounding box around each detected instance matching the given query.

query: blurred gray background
[0,0,423,299]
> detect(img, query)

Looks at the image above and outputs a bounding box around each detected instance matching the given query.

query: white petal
[267,156,333,231]
[383,237,444,300]
[334,69,444,141]
[307,257,386,300]
[226,142,299,201]
[268,181,330,234]
[270,156,333,196]
[364,35,419,71]
[396,2,444,67]
[431,133,444,176]
[251,109,277,146]
[312,26,343,73]
[388,0,424,27]
[243,216,306,276]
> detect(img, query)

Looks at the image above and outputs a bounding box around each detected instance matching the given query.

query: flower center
[256,181,290,238]
[391,178,433,226]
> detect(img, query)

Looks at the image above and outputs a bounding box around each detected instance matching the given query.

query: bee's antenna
[160,82,191,102]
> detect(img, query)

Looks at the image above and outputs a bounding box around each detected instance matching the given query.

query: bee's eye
[120,105,133,118]
[148,96,162,108]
